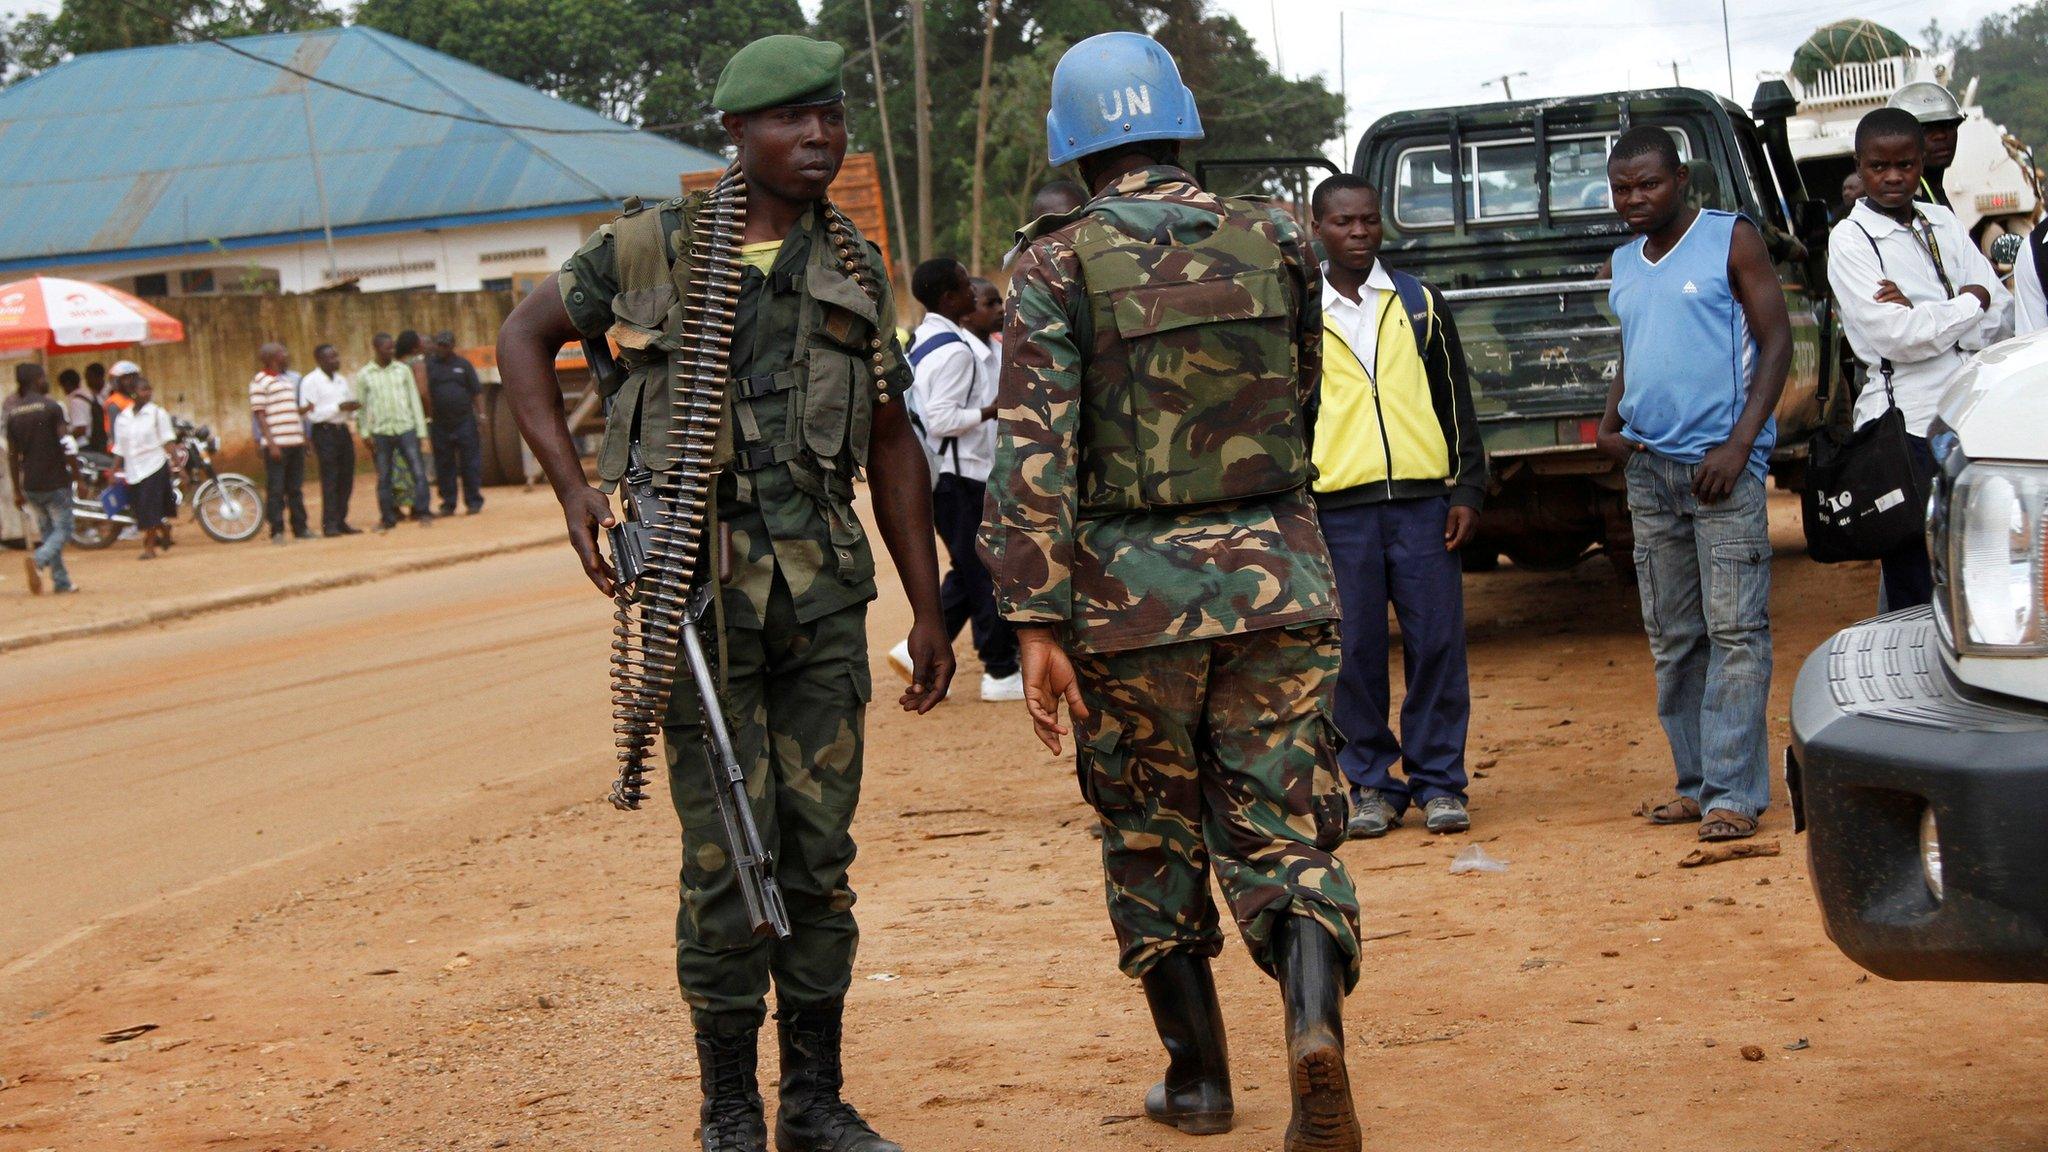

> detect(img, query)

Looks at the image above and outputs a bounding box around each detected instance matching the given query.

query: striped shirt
[249,370,305,447]
[354,359,427,438]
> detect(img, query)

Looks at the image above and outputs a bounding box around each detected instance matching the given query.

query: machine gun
[587,326,790,942]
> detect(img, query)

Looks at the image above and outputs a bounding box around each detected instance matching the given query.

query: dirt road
[4,493,2045,1151]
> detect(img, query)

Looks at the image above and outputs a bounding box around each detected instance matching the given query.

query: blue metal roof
[0,26,726,267]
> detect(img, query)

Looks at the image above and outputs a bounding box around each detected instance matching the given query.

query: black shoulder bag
[1800,218,1947,563]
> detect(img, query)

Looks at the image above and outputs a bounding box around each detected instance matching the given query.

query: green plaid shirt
[355,359,427,438]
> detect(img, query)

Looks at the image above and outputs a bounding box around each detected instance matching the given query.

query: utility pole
[1483,71,1528,101]
[1337,11,1347,163]
[1269,0,1283,76]
[863,0,913,284]
[1660,59,1683,87]
[969,0,1000,271]
[1721,0,1736,100]
[909,0,933,263]
[299,85,337,283]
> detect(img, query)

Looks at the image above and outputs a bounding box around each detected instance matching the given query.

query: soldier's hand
[1444,505,1478,552]
[900,617,954,714]
[1019,627,1088,755]
[559,483,617,596]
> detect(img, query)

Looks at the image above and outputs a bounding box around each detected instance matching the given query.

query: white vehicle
[1768,21,2039,257]
[1789,330,2048,983]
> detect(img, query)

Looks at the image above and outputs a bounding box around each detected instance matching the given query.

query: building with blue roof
[0,25,727,294]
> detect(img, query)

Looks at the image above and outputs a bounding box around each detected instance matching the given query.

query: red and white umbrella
[0,276,185,355]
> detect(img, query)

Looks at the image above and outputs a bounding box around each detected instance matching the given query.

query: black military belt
[730,369,797,401]
[734,442,801,472]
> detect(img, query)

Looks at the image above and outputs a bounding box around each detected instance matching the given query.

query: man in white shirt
[891,258,1020,702]
[1828,108,2012,609]
[300,342,362,536]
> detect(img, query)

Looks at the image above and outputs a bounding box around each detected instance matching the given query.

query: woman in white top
[113,376,177,559]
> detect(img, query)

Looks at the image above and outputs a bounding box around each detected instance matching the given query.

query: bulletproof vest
[1067,199,1306,513]
[596,196,882,504]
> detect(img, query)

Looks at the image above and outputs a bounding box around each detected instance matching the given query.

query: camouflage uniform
[560,198,909,1033]
[981,165,1361,986]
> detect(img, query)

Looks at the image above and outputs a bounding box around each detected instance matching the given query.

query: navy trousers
[1321,495,1471,813]
[430,417,485,513]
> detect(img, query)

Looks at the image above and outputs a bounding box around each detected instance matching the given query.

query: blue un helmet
[1045,31,1204,167]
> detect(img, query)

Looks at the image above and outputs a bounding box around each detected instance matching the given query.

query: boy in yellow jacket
[1310,175,1487,837]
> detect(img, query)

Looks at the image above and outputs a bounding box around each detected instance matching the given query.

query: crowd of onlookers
[4,328,493,595]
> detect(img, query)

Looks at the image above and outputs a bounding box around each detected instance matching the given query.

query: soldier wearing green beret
[498,32,951,1152]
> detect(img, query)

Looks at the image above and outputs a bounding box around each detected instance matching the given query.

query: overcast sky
[7,0,2009,155]
[1214,0,2004,159]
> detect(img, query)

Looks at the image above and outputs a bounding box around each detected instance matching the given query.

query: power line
[104,0,681,137]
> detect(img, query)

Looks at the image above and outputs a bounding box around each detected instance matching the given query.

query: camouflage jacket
[560,199,910,629]
[980,165,1340,655]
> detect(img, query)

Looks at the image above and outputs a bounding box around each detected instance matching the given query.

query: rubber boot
[1274,917,1362,1152]
[774,1000,901,1152]
[1140,951,1234,1134]
[695,1027,768,1152]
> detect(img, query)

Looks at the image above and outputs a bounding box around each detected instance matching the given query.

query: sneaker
[980,671,1025,702]
[1423,796,1472,834]
[270,534,288,546]
[53,584,76,594]
[1346,788,1399,839]
[886,640,915,684]
[374,521,395,534]
[23,552,42,595]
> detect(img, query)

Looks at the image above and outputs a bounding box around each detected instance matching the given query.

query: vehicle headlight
[1944,463,2048,654]
[1919,805,1943,902]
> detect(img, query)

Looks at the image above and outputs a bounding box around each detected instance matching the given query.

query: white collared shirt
[908,312,998,481]
[114,401,174,483]
[1828,200,2013,435]
[300,367,356,425]
[2014,238,2046,336]
[1322,259,1398,378]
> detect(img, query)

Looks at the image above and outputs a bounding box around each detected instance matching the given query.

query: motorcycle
[71,417,264,547]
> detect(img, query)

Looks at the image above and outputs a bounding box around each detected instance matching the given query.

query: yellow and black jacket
[1311,265,1486,511]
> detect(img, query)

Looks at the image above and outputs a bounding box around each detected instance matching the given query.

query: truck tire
[480,387,523,487]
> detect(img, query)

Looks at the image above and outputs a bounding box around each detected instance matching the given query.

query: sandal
[1643,796,1700,824]
[1698,809,1758,842]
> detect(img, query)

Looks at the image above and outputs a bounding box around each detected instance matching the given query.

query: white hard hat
[110,359,141,376]
[1888,81,1963,126]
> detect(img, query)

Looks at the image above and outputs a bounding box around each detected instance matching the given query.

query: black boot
[1274,917,1362,1152]
[696,1027,768,1152]
[774,1000,901,1152]
[1140,951,1234,1134]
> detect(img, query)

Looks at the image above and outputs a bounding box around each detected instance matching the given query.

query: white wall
[24,213,613,296]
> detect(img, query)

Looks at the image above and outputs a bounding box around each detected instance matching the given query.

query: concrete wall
[45,290,516,461]
[29,213,610,296]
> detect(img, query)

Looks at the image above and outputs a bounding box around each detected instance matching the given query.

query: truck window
[1393,128,1694,228]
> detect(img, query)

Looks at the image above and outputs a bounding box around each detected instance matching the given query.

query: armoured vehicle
[1769,19,2039,259]
[1788,330,2048,982]
[1343,87,1834,574]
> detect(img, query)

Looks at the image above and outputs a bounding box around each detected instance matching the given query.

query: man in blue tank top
[1595,126,1793,844]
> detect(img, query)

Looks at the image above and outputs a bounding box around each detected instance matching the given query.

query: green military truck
[1215,86,1842,576]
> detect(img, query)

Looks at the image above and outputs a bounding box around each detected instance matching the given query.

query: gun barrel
[681,602,795,940]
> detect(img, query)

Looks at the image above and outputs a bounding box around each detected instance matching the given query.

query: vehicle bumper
[1787,605,2048,982]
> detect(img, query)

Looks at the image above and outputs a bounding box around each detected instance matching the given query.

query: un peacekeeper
[496,33,953,1152]
[979,31,1364,1152]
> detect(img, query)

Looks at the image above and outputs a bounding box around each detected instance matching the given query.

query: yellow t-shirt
[739,241,781,274]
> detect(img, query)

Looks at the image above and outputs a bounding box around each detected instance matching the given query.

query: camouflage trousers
[664,572,870,1034]
[1071,621,1361,989]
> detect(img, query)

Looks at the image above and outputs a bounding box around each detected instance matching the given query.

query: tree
[820,0,1344,273]
[8,0,337,74]
[352,0,802,152]
[1955,1,2048,162]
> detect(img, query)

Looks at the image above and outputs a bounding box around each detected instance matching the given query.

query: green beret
[713,35,847,114]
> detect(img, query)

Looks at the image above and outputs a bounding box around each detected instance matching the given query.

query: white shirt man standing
[890,258,1020,701]
[300,342,361,536]
[1828,108,2011,609]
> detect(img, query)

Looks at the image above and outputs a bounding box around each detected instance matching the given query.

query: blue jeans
[1625,452,1773,820]
[25,486,73,591]
[1321,495,1470,813]
[371,431,432,526]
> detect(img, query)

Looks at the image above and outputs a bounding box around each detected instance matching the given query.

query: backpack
[905,329,966,488]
